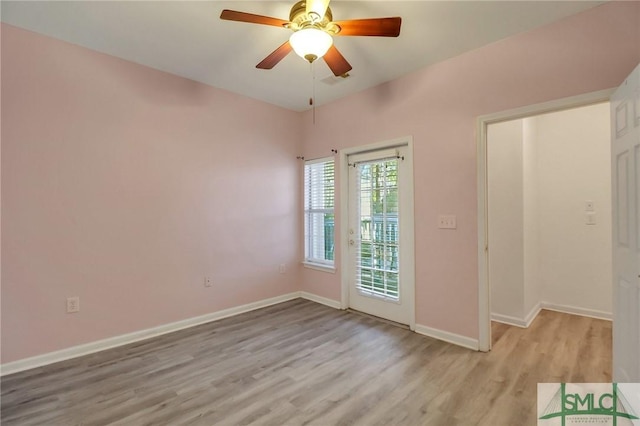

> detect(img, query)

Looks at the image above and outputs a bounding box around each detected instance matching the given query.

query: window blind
[353,158,400,300]
[304,158,335,265]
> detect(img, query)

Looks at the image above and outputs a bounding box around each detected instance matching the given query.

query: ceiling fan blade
[220,10,289,28]
[334,17,402,37]
[256,41,293,70]
[306,0,330,20]
[323,45,352,77]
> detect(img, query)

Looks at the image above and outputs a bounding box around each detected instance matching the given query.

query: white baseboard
[491,301,611,330]
[540,302,611,321]
[299,292,342,310]
[524,303,542,327]
[491,313,529,328]
[0,292,301,376]
[491,303,542,328]
[414,324,479,351]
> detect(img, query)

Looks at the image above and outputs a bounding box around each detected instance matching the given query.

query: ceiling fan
[220,0,402,77]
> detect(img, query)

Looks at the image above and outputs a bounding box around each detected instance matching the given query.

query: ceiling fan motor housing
[288,1,338,34]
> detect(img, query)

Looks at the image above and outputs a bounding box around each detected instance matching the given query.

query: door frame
[340,136,416,331]
[476,89,614,352]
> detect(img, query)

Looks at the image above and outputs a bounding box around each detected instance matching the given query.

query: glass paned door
[347,145,413,327]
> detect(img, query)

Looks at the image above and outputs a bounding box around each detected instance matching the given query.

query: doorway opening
[488,102,612,344]
[477,89,614,351]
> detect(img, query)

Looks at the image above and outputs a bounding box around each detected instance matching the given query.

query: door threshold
[346,309,410,330]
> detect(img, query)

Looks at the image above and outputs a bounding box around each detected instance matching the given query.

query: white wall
[488,121,525,319]
[489,102,612,325]
[523,118,541,317]
[535,103,612,316]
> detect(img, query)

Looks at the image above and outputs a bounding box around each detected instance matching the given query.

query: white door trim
[476,89,614,352]
[340,136,416,331]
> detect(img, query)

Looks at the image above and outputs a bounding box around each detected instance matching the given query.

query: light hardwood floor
[1,299,611,425]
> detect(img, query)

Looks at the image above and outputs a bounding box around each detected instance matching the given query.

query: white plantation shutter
[304,158,335,265]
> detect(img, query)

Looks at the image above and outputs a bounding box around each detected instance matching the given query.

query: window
[304,158,335,268]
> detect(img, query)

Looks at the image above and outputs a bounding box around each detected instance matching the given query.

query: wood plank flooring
[1,299,611,425]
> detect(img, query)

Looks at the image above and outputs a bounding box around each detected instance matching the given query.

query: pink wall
[300,2,640,338]
[1,24,302,363]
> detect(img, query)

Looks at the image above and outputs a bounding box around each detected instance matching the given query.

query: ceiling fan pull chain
[311,61,316,124]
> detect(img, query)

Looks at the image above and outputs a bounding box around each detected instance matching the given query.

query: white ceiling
[1,1,605,111]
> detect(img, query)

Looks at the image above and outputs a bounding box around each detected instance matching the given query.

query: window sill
[303,262,336,274]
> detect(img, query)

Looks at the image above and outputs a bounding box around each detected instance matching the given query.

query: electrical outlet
[204,277,213,287]
[438,215,457,229]
[279,264,286,274]
[66,296,80,313]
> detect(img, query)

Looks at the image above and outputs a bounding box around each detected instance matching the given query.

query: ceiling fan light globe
[289,28,333,62]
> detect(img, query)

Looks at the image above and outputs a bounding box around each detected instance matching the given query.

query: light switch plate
[585,212,596,225]
[438,215,457,229]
